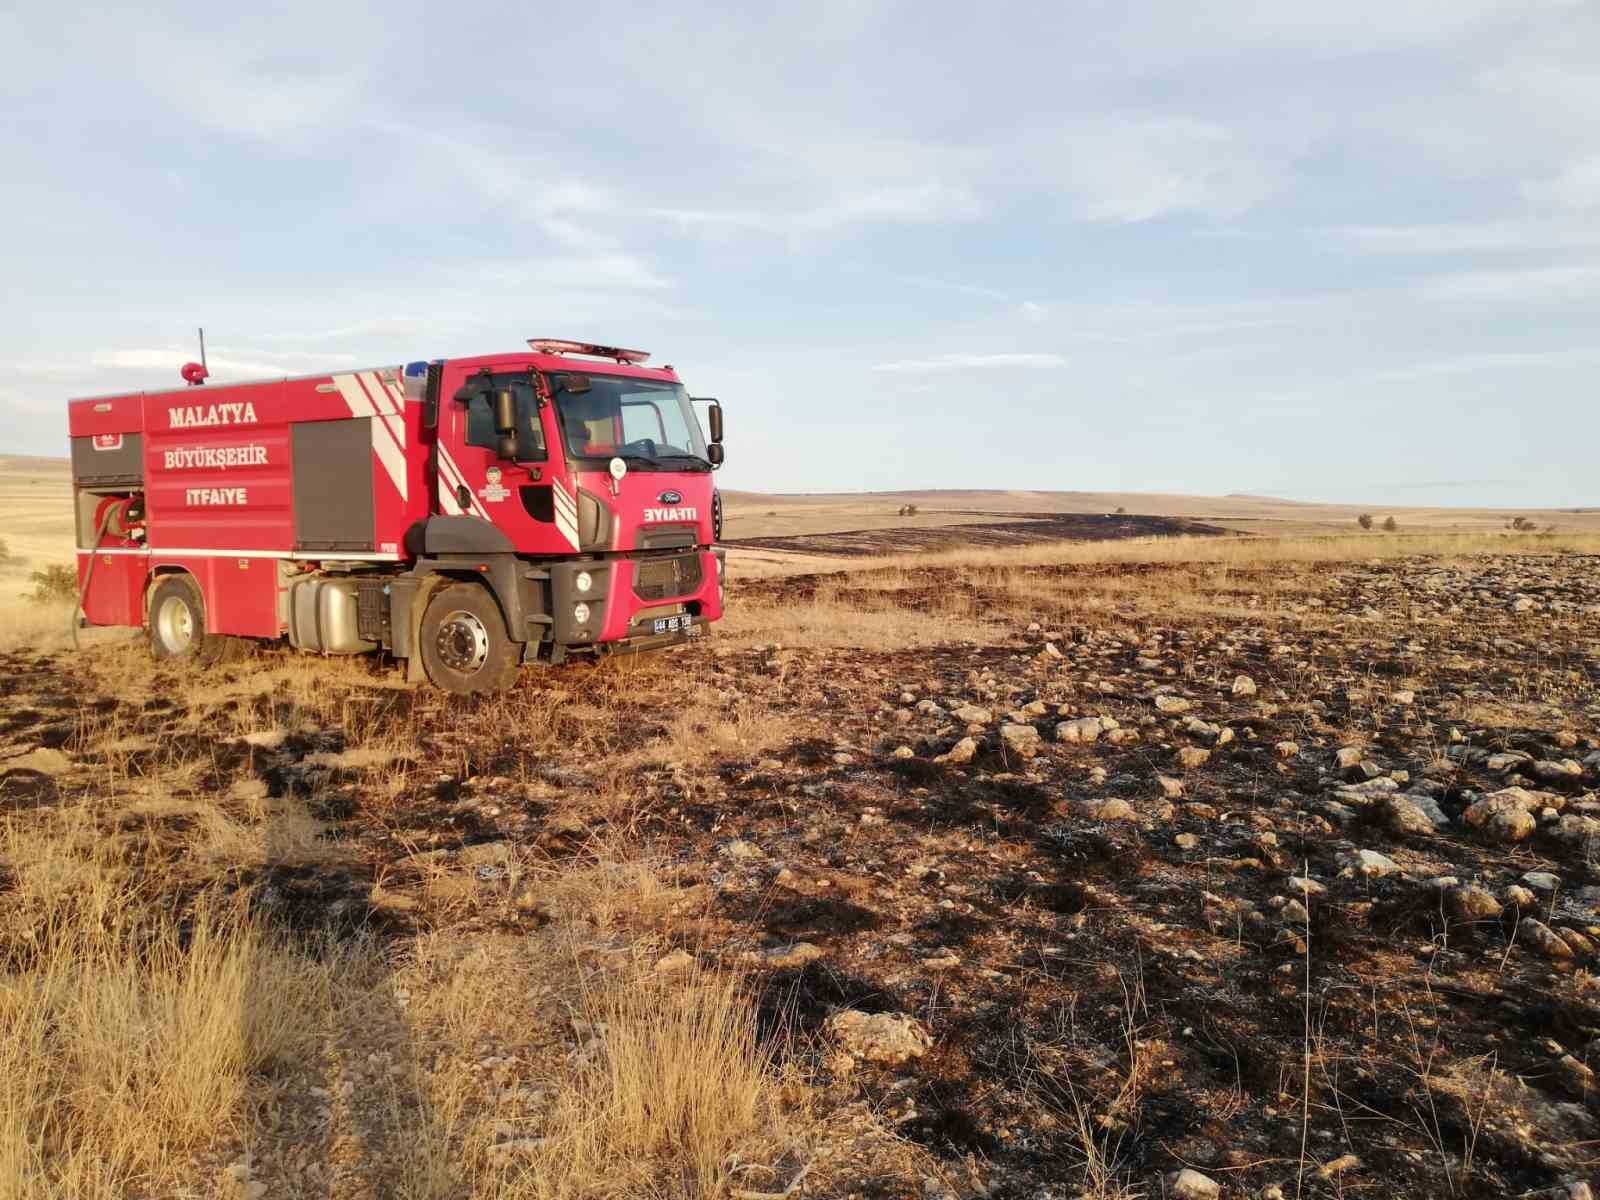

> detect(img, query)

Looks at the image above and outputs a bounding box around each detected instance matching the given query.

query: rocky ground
[3,550,1599,1198]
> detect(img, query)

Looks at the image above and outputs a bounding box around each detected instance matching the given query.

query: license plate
[652,615,691,634]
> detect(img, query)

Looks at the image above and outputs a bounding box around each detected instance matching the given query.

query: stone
[1560,928,1596,957]
[1556,1054,1597,1097]
[1392,689,1415,705]
[1275,741,1300,759]
[1462,790,1538,843]
[892,746,914,760]
[1157,775,1184,799]
[1532,759,1583,781]
[1175,832,1200,849]
[760,942,825,968]
[1087,797,1136,821]
[1382,794,1443,836]
[1232,674,1257,697]
[937,737,978,765]
[1335,746,1364,770]
[1521,871,1560,893]
[1054,717,1103,744]
[952,704,993,725]
[655,949,694,972]
[1164,1168,1220,1200]
[1504,884,1537,908]
[1177,747,1211,769]
[1155,694,1193,714]
[721,839,765,861]
[1447,884,1502,921]
[999,723,1042,759]
[1346,849,1400,878]
[824,1010,932,1066]
[1519,917,1574,960]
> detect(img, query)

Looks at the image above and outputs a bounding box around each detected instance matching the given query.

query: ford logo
[657,490,682,505]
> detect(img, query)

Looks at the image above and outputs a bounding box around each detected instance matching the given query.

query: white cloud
[1369,348,1600,381]
[1522,155,1600,211]
[1424,263,1600,300]
[140,41,365,141]
[1053,116,1283,223]
[872,353,1066,373]
[90,346,365,378]
[1334,221,1600,254]
[650,180,978,240]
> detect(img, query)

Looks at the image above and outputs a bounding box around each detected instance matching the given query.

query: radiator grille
[634,554,702,601]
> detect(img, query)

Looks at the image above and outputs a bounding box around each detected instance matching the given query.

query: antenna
[180,326,210,386]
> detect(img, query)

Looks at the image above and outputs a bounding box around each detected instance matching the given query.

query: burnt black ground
[3,550,1598,1198]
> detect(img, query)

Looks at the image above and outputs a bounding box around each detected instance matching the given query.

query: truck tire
[418,581,520,694]
[148,575,229,666]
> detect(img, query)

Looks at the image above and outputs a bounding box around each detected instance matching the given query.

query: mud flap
[391,577,436,685]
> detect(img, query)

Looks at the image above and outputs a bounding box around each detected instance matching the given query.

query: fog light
[715,556,724,578]
[573,602,590,624]
[575,570,594,594]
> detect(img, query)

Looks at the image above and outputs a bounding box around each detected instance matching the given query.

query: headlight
[575,570,594,594]
[715,556,724,578]
[573,602,590,625]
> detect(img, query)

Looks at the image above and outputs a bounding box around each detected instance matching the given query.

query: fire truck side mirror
[707,442,725,467]
[493,389,519,461]
[708,401,723,445]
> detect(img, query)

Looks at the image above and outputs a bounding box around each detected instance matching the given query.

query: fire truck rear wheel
[419,582,519,694]
[148,575,228,666]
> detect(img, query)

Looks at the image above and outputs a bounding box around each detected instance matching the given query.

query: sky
[3,1,1598,507]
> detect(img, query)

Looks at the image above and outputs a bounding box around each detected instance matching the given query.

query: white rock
[1165,1168,1220,1199]
[824,1010,933,1066]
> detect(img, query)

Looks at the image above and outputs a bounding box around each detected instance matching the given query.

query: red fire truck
[67,339,726,693]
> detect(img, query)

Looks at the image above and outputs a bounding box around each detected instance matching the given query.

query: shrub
[28,565,78,604]
[1357,513,1374,530]
[1508,516,1537,532]
[1381,516,1398,532]
[1115,506,1127,515]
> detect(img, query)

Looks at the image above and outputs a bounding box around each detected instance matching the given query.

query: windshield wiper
[646,453,713,470]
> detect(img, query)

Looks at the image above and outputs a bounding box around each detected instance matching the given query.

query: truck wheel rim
[436,610,490,674]
[156,596,195,652]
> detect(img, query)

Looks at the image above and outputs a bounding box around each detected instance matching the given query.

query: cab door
[435,367,581,554]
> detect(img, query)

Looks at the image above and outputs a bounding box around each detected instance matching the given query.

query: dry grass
[0,844,341,1199]
[0,594,80,654]
[497,956,787,1200]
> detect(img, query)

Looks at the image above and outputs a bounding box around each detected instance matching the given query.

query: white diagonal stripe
[358,371,398,415]
[332,374,406,501]
[333,374,374,417]
[436,447,490,519]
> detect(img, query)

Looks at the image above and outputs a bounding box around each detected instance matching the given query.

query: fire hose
[72,497,140,651]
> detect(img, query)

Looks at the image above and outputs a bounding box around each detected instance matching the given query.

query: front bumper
[547,547,725,648]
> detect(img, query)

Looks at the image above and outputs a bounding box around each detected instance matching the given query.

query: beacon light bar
[527,339,651,364]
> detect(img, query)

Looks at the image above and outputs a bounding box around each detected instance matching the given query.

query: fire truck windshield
[551,375,710,471]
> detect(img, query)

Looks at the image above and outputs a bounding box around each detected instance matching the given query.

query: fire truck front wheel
[148,575,229,666]
[419,582,520,694]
